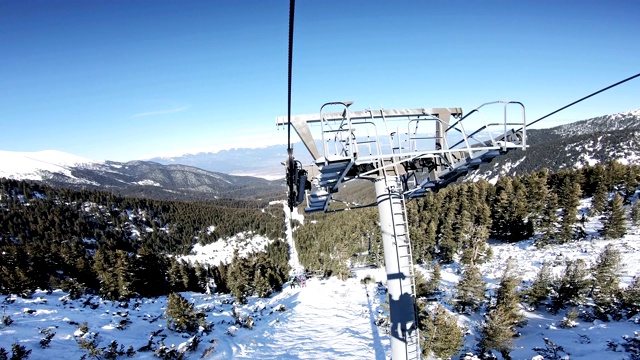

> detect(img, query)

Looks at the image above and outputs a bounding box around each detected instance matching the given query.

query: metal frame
[277,100,527,360]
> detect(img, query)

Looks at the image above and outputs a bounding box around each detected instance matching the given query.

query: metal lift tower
[277,100,527,360]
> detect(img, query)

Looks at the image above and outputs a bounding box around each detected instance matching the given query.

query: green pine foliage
[495,260,525,327]
[455,264,485,313]
[590,180,608,216]
[524,261,553,309]
[418,303,464,359]
[478,305,517,360]
[630,200,640,226]
[557,176,582,244]
[601,193,627,239]
[0,178,289,299]
[622,275,640,317]
[165,292,206,333]
[591,245,622,297]
[551,259,590,313]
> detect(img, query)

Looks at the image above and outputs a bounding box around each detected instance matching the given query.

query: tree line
[0,178,289,301]
[294,161,640,274]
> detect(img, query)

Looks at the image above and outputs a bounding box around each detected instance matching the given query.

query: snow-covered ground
[0,276,391,359]
[3,200,640,359]
[0,150,98,180]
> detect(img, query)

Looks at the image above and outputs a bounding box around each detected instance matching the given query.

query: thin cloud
[130,105,190,118]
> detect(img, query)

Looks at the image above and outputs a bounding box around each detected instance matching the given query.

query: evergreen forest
[0,178,290,303]
[294,161,639,276]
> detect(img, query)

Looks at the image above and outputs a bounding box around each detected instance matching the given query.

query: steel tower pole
[375,176,419,360]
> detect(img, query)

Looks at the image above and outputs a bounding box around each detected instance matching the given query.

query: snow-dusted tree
[551,259,590,313]
[165,292,206,333]
[419,304,464,359]
[590,245,622,299]
[622,276,640,317]
[631,200,640,226]
[495,259,525,327]
[557,178,581,243]
[590,180,608,216]
[478,305,517,360]
[524,261,553,309]
[537,192,559,247]
[455,264,485,313]
[601,193,627,239]
[415,263,442,298]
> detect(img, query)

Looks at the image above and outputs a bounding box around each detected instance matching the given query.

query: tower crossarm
[277,100,527,213]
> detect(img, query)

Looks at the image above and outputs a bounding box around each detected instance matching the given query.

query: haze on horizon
[1,0,638,162]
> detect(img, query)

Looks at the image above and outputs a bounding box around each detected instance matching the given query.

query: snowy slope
[3,198,640,358]
[0,150,97,180]
[0,277,391,359]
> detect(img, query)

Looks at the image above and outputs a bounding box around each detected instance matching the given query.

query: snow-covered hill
[0,150,98,181]
[0,150,282,201]
[468,109,640,183]
[3,197,640,359]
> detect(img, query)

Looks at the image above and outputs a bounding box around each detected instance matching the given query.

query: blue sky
[1,0,638,162]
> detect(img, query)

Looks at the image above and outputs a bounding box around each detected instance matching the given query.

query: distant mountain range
[468,109,640,182]
[149,144,314,180]
[1,109,639,201]
[0,151,283,201]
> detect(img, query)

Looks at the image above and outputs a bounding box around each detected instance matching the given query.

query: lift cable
[527,72,640,129]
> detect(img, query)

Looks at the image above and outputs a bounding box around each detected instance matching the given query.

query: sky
[1,0,639,162]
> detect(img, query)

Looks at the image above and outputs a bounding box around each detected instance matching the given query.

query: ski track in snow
[228,278,388,359]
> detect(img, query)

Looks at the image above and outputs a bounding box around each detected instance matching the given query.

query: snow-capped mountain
[149,144,314,180]
[0,150,282,201]
[0,150,97,181]
[469,109,640,183]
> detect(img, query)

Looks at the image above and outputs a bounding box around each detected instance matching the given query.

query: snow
[179,232,273,266]
[0,150,98,180]
[134,180,162,186]
[0,278,391,359]
[3,192,640,359]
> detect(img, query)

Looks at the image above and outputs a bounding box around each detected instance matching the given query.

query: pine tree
[591,245,622,296]
[455,264,485,313]
[227,251,254,304]
[114,250,136,300]
[426,262,441,296]
[590,180,608,216]
[537,192,559,247]
[495,259,525,327]
[525,262,553,309]
[414,269,430,298]
[623,165,639,204]
[622,275,640,317]
[523,170,550,231]
[478,305,516,360]
[557,178,581,243]
[601,193,627,239]
[551,259,590,313]
[631,200,640,226]
[93,249,120,301]
[437,205,458,263]
[165,292,206,333]
[419,304,464,359]
[591,245,622,318]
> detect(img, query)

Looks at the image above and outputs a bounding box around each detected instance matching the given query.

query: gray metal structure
[277,100,527,360]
